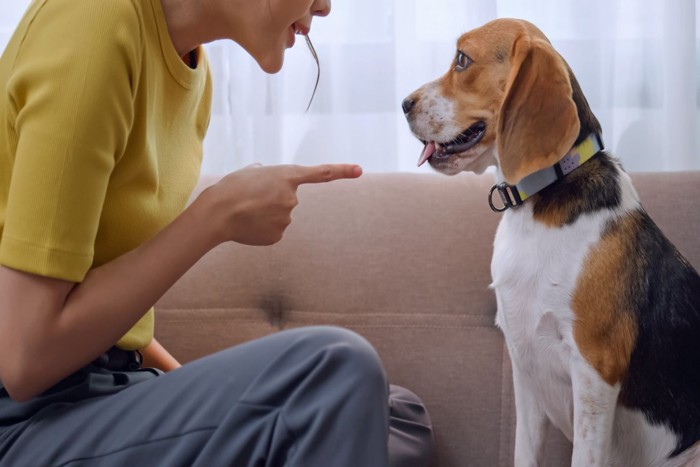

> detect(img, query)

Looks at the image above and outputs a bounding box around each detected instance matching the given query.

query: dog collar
[488,133,604,212]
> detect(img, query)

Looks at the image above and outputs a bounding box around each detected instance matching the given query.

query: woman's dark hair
[305,34,319,112]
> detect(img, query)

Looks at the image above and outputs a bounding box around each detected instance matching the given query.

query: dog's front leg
[570,356,620,467]
[512,362,549,467]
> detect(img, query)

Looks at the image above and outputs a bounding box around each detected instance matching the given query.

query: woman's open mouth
[417,121,486,167]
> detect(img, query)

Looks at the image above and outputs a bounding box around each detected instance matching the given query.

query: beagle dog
[403,19,700,467]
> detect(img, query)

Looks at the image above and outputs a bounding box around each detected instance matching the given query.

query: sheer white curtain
[3,0,699,174]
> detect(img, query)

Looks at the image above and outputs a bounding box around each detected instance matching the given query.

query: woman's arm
[0,163,361,402]
[141,338,182,371]
[0,195,213,402]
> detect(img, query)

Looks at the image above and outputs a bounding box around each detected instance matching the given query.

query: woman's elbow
[3,383,37,403]
[0,362,44,402]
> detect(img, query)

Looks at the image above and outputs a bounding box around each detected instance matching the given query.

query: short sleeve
[0,0,141,281]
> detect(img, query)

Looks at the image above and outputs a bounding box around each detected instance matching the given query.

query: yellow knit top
[0,0,212,350]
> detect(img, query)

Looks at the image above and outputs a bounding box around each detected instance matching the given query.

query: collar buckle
[488,183,524,213]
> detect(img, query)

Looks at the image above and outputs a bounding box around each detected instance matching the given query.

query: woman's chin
[256,50,285,74]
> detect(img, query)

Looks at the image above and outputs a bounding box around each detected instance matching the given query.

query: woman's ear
[497,36,580,185]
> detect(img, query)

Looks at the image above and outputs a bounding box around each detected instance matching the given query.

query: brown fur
[497,34,580,184]
[529,155,617,228]
[435,24,513,152]
[572,213,642,385]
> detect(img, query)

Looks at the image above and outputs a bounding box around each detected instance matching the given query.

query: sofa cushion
[156,171,700,467]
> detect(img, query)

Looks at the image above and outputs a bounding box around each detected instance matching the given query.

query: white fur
[492,169,700,466]
[406,79,497,175]
[407,80,461,142]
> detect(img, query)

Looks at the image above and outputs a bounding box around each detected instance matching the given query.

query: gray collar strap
[488,133,604,212]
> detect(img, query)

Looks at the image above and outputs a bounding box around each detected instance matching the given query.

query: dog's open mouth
[417,121,486,167]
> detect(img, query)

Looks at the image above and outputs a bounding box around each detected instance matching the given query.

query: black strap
[92,347,143,371]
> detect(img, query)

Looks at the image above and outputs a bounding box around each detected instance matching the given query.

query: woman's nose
[312,0,331,17]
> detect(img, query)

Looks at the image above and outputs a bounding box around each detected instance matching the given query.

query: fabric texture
[0,326,434,467]
[0,0,212,349]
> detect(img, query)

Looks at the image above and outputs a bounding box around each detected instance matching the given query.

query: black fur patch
[567,67,601,146]
[531,152,622,226]
[616,210,700,457]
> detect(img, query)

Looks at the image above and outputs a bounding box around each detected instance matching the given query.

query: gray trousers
[0,326,433,466]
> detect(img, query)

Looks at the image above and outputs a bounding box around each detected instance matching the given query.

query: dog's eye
[455,51,472,72]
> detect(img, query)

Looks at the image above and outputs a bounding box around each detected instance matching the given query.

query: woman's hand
[140,337,181,372]
[196,163,362,246]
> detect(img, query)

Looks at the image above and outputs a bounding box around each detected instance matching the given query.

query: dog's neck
[568,66,602,146]
[490,133,604,212]
[489,65,607,216]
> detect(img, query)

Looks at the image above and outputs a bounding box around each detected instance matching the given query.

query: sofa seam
[155,309,493,317]
[154,320,498,329]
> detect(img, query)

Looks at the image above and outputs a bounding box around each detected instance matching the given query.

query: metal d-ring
[488,183,523,213]
[488,184,509,212]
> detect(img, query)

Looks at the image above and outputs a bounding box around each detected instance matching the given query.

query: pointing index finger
[292,164,363,185]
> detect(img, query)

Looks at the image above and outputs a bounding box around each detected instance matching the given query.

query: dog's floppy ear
[497,35,580,185]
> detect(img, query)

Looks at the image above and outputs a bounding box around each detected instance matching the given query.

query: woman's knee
[293,326,388,391]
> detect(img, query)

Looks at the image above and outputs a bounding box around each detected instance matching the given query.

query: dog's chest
[491,208,607,424]
[491,207,605,333]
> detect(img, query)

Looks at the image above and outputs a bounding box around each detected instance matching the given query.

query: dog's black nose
[402,98,415,115]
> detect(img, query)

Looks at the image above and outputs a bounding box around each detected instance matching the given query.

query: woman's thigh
[0,326,391,467]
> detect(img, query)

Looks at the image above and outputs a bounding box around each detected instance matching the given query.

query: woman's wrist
[186,187,228,250]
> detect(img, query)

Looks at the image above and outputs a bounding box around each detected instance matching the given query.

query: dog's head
[403,19,592,184]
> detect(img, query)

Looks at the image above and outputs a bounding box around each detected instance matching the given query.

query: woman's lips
[287,24,310,49]
[294,22,311,36]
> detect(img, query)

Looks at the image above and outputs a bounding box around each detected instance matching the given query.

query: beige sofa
[154,171,700,467]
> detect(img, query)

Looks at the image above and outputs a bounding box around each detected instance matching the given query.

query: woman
[0,0,433,465]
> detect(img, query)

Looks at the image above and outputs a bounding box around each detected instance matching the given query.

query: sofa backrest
[156,171,700,467]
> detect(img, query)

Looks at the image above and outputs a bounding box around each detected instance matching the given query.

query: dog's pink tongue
[417,141,436,167]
